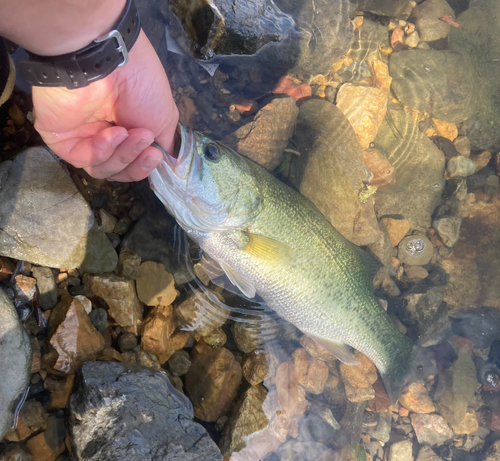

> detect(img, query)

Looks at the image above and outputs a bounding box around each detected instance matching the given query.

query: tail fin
[381,344,435,404]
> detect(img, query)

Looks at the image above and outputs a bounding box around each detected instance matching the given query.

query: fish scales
[150,124,431,403]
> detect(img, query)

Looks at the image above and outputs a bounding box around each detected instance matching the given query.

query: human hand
[32,31,179,182]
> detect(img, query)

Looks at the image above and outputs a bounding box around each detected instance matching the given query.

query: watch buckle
[94,30,129,67]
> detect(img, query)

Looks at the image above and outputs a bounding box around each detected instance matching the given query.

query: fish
[149,124,432,403]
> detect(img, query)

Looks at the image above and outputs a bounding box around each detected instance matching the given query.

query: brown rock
[381,217,411,247]
[339,351,378,389]
[362,148,396,189]
[14,274,37,304]
[43,374,75,410]
[472,151,492,171]
[83,273,142,334]
[224,97,299,171]
[185,341,242,421]
[405,265,429,281]
[232,323,262,353]
[400,382,435,413]
[141,305,185,363]
[242,351,278,386]
[450,409,478,435]
[431,118,457,141]
[219,385,269,456]
[114,248,141,279]
[292,348,329,394]
[202,327,227,348]
[337,85,389,150]
[234,99,258,115]
[411,413,453,445]
[120,349,162,371]
[300,335,338,369]
[178,95,197,126]
[98,347,123,362]
[345,383,375,402]
[0,257,15,281]
[135,261,178,307]
[46,295,105,373]
[3,400,45,442]
[25,431,65,461]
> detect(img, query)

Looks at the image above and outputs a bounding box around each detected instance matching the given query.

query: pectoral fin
[242,233,294,266]
[220,262,256,299]
[308,334,360,365]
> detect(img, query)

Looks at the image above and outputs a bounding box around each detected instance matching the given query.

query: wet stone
[381,217,411,247]
[44,374,75,410]
[140,304,178,363]
[184,341,242,422]
[410,0,455,42]
[293,348,330,395]
[447,156,476,179]
[400,382,435,413]
[166,350,191,376]
[389,439,413,461]
[366,412,392,443]
[219,384,269,456]
[83,273,143,335]
[3,399,45,442]
[69,361,222,460]
[345,383,375,402]
[13,274,36,305]
[202,326,227,348]
[46,295,105,374]
[88,307,107,332]
[454,136,471,157]
[32,266,57,310]
[117,332,137,352]
[398,235,434,266]
[135,261,177,307]
[232,323,261,354]
[433,216,462,247]
[114,247,141,279]
[411,413,454,445]
[25,431,65,461]
[450,409,479,435]
[339,351,378,389]
[242,351,273,385]
[223,97,299,171]
[416,446,443,461]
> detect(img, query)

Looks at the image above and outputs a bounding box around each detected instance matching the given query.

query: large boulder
[69,361,223,461]
[0,147,117,272]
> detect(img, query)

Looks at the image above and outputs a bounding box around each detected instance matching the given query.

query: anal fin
[308,334,360,365]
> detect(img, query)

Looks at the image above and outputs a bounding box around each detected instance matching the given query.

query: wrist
[0,0,126,56]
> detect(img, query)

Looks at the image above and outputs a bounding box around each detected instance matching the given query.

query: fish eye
[204,143,220,162]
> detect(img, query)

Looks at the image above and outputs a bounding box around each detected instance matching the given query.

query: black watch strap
[18,0,140,89]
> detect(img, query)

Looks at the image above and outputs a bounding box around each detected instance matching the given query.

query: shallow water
[147,0,500,459]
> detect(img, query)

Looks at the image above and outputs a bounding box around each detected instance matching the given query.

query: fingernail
[112,132,129,149]
[142,156,162,171]
[134,138,154,154]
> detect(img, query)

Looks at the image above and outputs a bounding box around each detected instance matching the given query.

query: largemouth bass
[149,124,431,403]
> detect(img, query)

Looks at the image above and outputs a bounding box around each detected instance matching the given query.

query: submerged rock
[0,147,117,272]
[411,413,454,445]
[223,97,299,171]
[291,99,382,246]
[69,361,223,461]
[373,107,445,231]
[0,289,32,440]
[410,0,455,42]
[389,50,476,123]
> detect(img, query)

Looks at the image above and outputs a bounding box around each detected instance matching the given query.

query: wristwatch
[17,0,140,89]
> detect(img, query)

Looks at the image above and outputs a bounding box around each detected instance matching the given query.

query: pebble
[44,374,75,410]
[231,323,261,353]
[292,348,330,394]
[345,383,375,402]
[362,148,396,189]
[83,273,143,335]
[98,209,117,234]
[450,409,479,435]
[473,151,492,170]
[389,439,413,461]
[416,446,442,461]
[447,155,476,179]
[202,327,227,348]
[400,382,435,413]
[74,295,91,315]
[114,248,141,279]
[117,332,138,352]
[135,261,178,307]
[432,216,462,247]
[410,0,455,42]
[32,266,57,310]
[25,431,65,461]
[381,217,411,247]
[300,335,338,369]
[46,295,105,373]
[3,399,45,442]
[13,274,37,304]
[398,235,434,265]
[411,413,454,445]
[366,412,392,443]
[404,30,420,48]
[184,341,242,422]
[339,351,378,389]
[88,307,108,332]
[166,350,191,376]
[454,135,471,157]
[405,265,429,281]
[242,351,275,386]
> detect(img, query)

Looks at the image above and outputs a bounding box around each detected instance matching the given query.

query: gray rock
[0,288,32,440]
[356,0,412,17]
[167,350,191,377]
[398,235,434,266]
[402,285,450,347]
[0,147,117,272]
[69,361,223,461]
[117,332,138,352]
[433,216,462,247]
[88,308,108,332]
[389,440,413,461]
[410,413,453,445]
[32,266,57,311]
[485,175,500,195]
[410,0,455,42]
[120,209,193,285]
[223,97,299,171]
[389,50,476,123]
[447,156,476,179]
[290,99,382,246]
[366,412,392,443]
[373,107,445,231]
